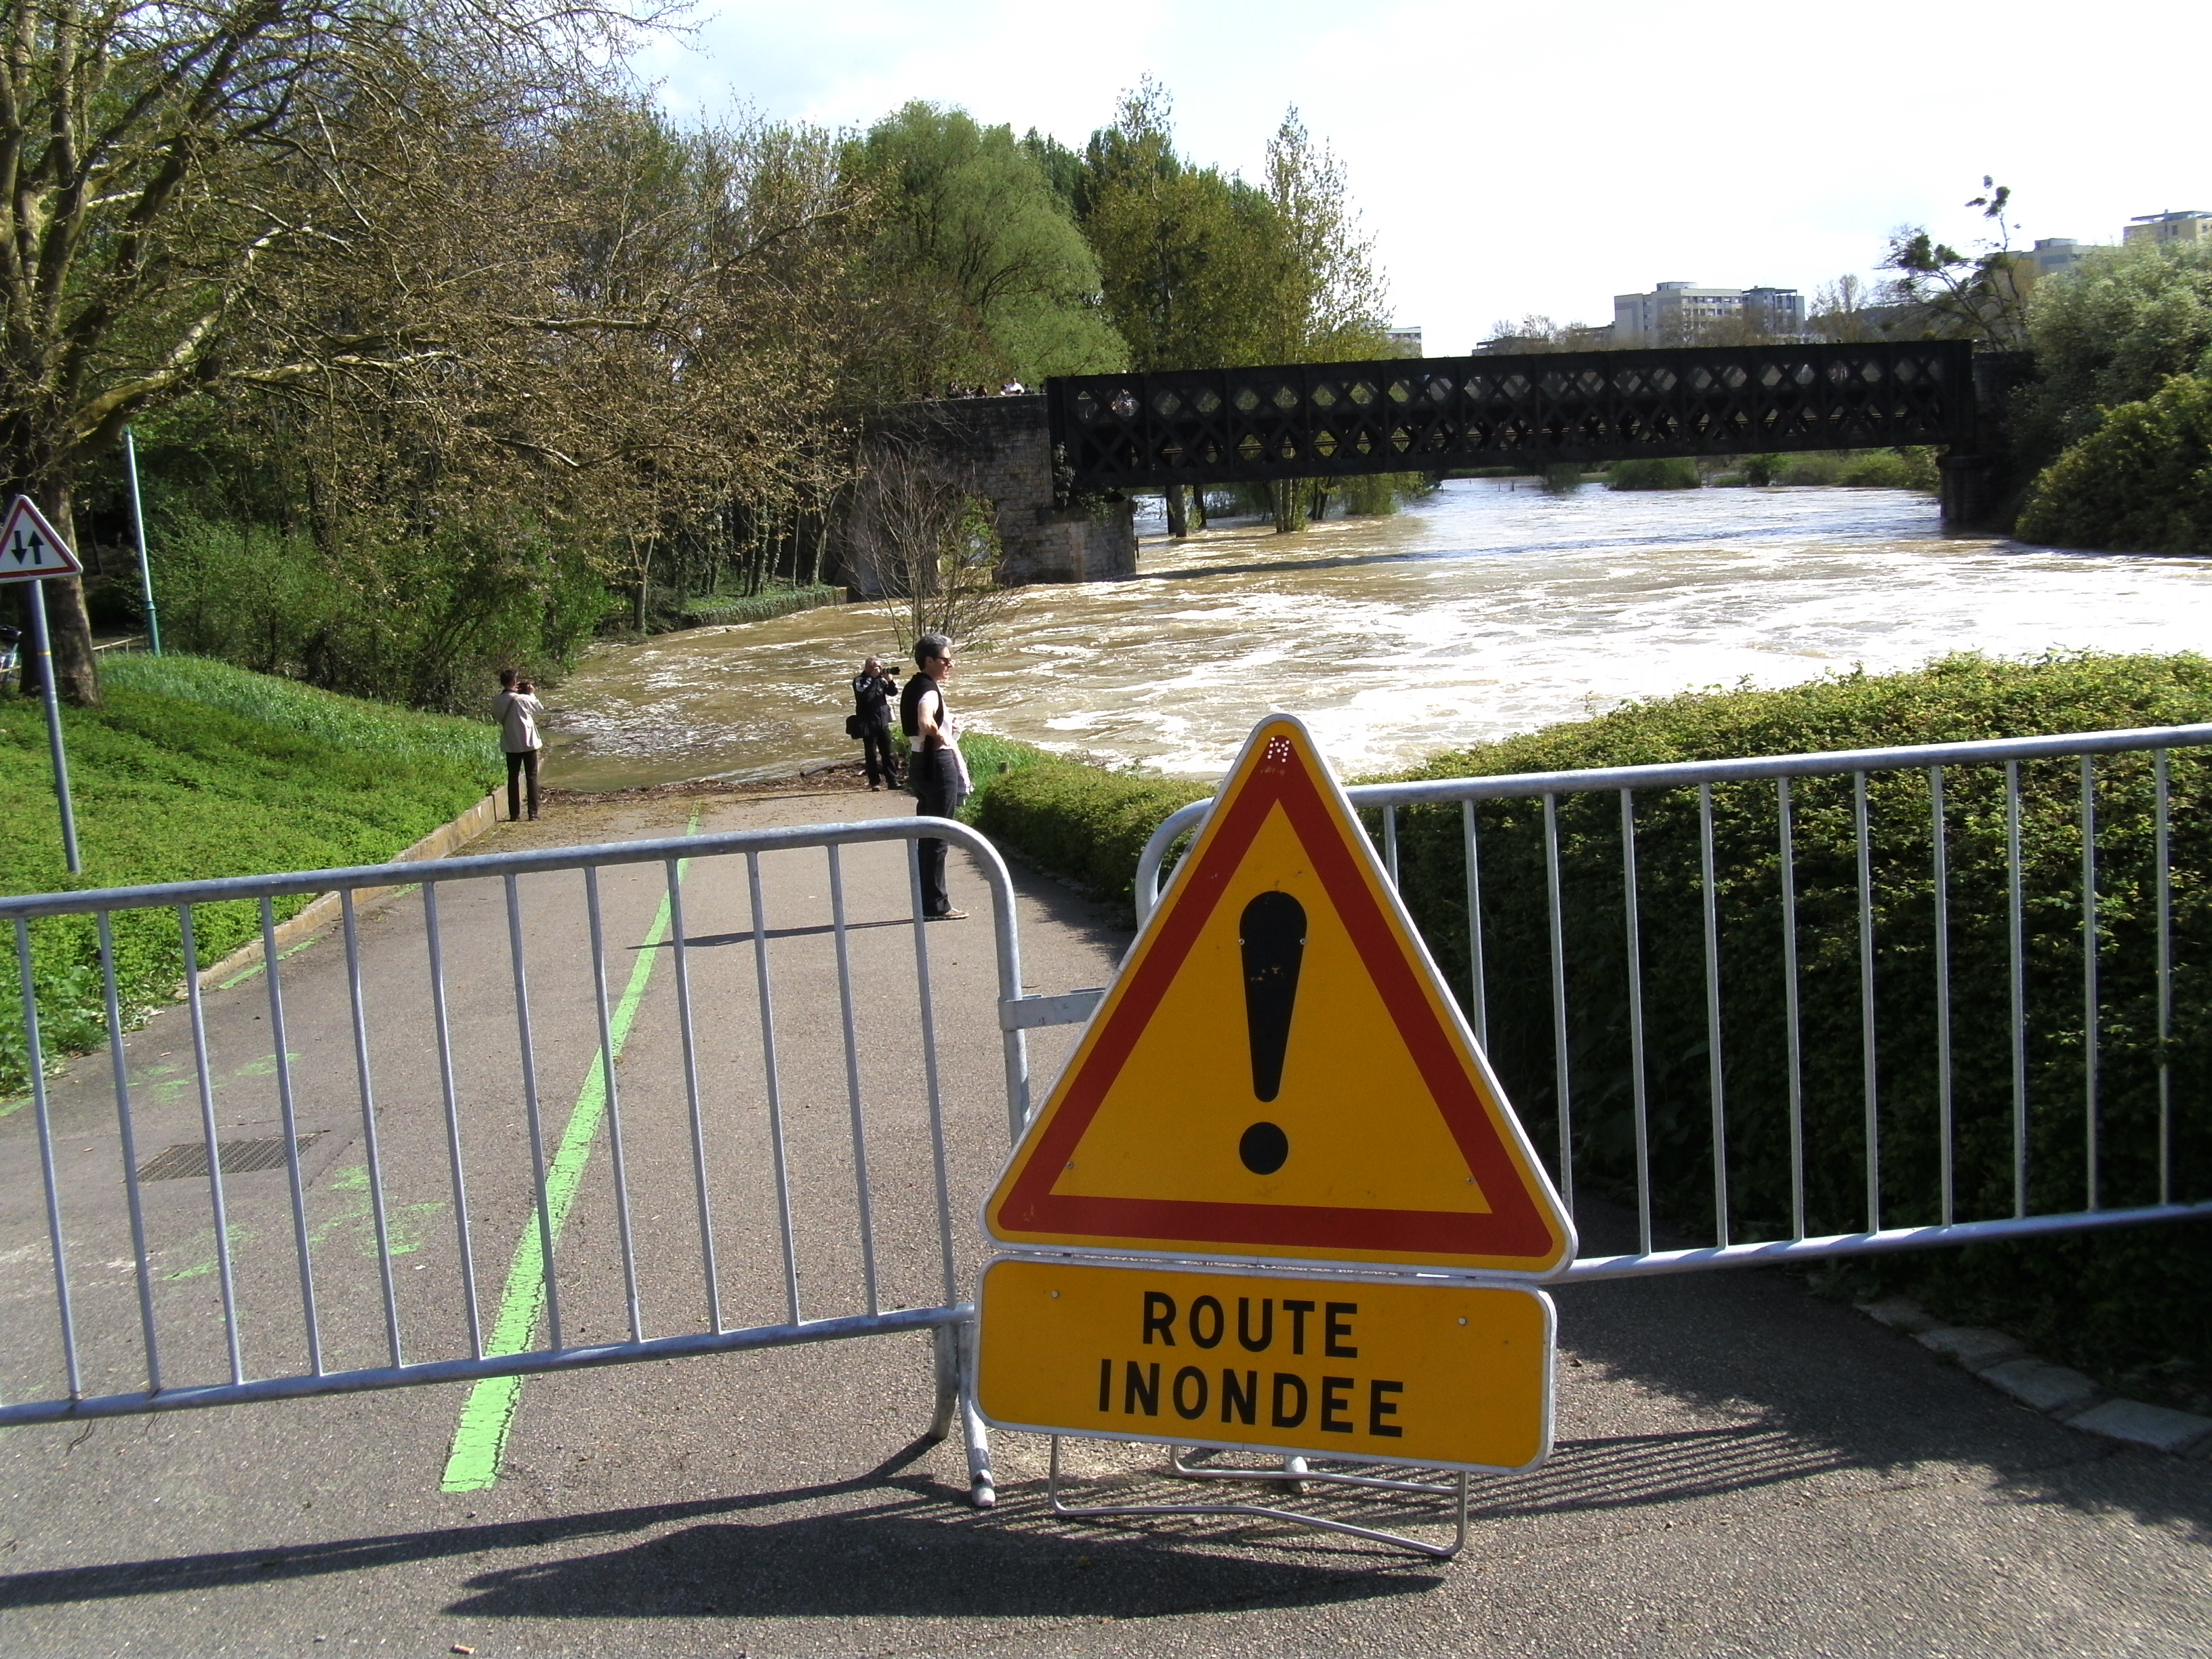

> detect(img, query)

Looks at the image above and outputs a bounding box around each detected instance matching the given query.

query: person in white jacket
[493,668,547,822]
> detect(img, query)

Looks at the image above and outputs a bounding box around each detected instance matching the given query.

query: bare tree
[847,437,1015,657]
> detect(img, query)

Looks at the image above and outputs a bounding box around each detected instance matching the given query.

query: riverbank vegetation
[964,652,2212,1381]
[0,657,499,1097]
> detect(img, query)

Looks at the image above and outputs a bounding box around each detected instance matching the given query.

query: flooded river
[546,480,2212,790]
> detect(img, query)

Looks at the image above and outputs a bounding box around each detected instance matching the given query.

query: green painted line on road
[441,815,699,1493]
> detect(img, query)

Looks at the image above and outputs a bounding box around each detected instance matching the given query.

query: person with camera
[899,635,969,920]
[848,655,899,790]
[494,668,547,822]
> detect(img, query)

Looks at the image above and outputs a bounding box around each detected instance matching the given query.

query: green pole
[124,428,160,654]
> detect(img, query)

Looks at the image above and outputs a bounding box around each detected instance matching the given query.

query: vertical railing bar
[96,911,161,1391]
[1542,794,1573,1214]
[827,845,882,1317]
[501,872,562,1353]
[1699,782,1727,1248]
[178,905,245,1386]
[665,855,722,1332]
[1461,801,1488,1051]
[1620,789,1652,1256]
[1854,771,1879,1233]
[2081,755,2098,1212]
[339,890,405,1368]
[909,840,960,1309]
[746,851,802,1327]
[422,882,483,1359]
[2007,760,2029,1218]
[2156,750,2173,1208]
[1382,804,1399,888]
[1778,777,1806,1241]
[1929,769,1954,1229]
[15,918,81,1399]
[583,867,643,1344]
[258,896,322,1375]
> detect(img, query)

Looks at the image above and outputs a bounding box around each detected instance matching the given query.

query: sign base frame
[1044,1434,1471,1559]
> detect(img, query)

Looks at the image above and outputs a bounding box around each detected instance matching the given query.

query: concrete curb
[1859,1294,2212,1456]
[194,791,503,991]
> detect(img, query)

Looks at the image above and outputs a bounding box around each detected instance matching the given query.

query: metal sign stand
[24,577,80,874]
[1,496,85,874]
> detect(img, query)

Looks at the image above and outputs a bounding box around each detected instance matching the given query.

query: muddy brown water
[546,479,2212,790]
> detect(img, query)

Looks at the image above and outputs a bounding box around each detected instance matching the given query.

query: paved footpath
[0,780,2207,1658]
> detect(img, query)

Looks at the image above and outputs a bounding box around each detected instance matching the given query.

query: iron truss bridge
[1044,340,1980,497]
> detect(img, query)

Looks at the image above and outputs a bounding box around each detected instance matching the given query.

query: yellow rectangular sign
[977,1257,1554,1473]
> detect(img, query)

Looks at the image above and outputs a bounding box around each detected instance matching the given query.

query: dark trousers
[912,747,955,915]
[506,748,540,821]
[860,719,898,787]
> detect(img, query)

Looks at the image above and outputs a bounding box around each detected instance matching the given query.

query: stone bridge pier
[839,396,1136,595]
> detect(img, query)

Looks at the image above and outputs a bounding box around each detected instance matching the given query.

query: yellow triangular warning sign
[986,714,1576,1276]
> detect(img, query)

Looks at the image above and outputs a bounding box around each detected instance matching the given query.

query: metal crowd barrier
[1137,724,2212,1280]
[0,818,1071,1507]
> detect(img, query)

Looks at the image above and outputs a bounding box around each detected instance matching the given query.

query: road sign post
[123,429,161,655]
[1,497,85,874]
[975,714,1576,1554]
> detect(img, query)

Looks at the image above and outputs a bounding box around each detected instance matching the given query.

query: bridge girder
[1045,340,1980,499]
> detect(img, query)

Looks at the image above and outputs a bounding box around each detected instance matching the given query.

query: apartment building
[2123,210,2212,247]
[1612,281,1806,346]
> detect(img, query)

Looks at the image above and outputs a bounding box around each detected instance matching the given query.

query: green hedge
[958,737,1210,916]
[1,656,500,1099]
[963,655,2212,1378]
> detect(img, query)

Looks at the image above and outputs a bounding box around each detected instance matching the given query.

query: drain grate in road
[136,1134,321,1182]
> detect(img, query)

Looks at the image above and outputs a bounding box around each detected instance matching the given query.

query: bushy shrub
[152,508,613,712]
[1835,447,1940,490]
[2016,373,2212,553]
[1605,457,1701,491]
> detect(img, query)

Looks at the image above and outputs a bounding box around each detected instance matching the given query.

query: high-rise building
[2123,211,2212,247]
[1612,281,1805,346]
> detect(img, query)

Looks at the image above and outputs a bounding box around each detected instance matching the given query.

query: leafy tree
[1879,176,2030,347]
[2015,239,2212,458]
[847,104,1124,396]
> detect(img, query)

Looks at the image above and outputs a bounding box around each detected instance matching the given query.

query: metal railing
[1137,724,2212,1281]
[0,818,1071,1505]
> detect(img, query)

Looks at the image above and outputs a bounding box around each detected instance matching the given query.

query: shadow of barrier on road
[0,1422,1860,1620]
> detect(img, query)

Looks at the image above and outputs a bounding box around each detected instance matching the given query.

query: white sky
[641,0,2209,357]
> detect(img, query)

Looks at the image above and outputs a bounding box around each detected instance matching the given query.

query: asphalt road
[1,781,2207,1658]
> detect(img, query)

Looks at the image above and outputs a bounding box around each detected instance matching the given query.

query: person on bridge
[900,634,970,921]
[494,668,547,822]
[850,655,900,790]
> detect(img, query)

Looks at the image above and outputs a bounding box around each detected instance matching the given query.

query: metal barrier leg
[957,1315,995,1509]
[928,1323,960,1442]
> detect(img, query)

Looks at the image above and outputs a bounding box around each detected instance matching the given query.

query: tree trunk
[1269,478,1306,534]
[39,487,99,705]
[1190,488,1208,531]
[1163,485,1189,539]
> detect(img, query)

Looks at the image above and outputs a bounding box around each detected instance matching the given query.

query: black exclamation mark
[1239,890,1305,1176]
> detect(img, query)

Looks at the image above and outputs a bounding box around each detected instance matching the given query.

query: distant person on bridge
[849,655,900,790]
[494,668,546,823]
[900,634,970,921]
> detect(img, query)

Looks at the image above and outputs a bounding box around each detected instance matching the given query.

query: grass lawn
[1,654,500,1096]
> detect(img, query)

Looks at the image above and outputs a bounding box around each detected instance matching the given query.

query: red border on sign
[993,728,1557,1261]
